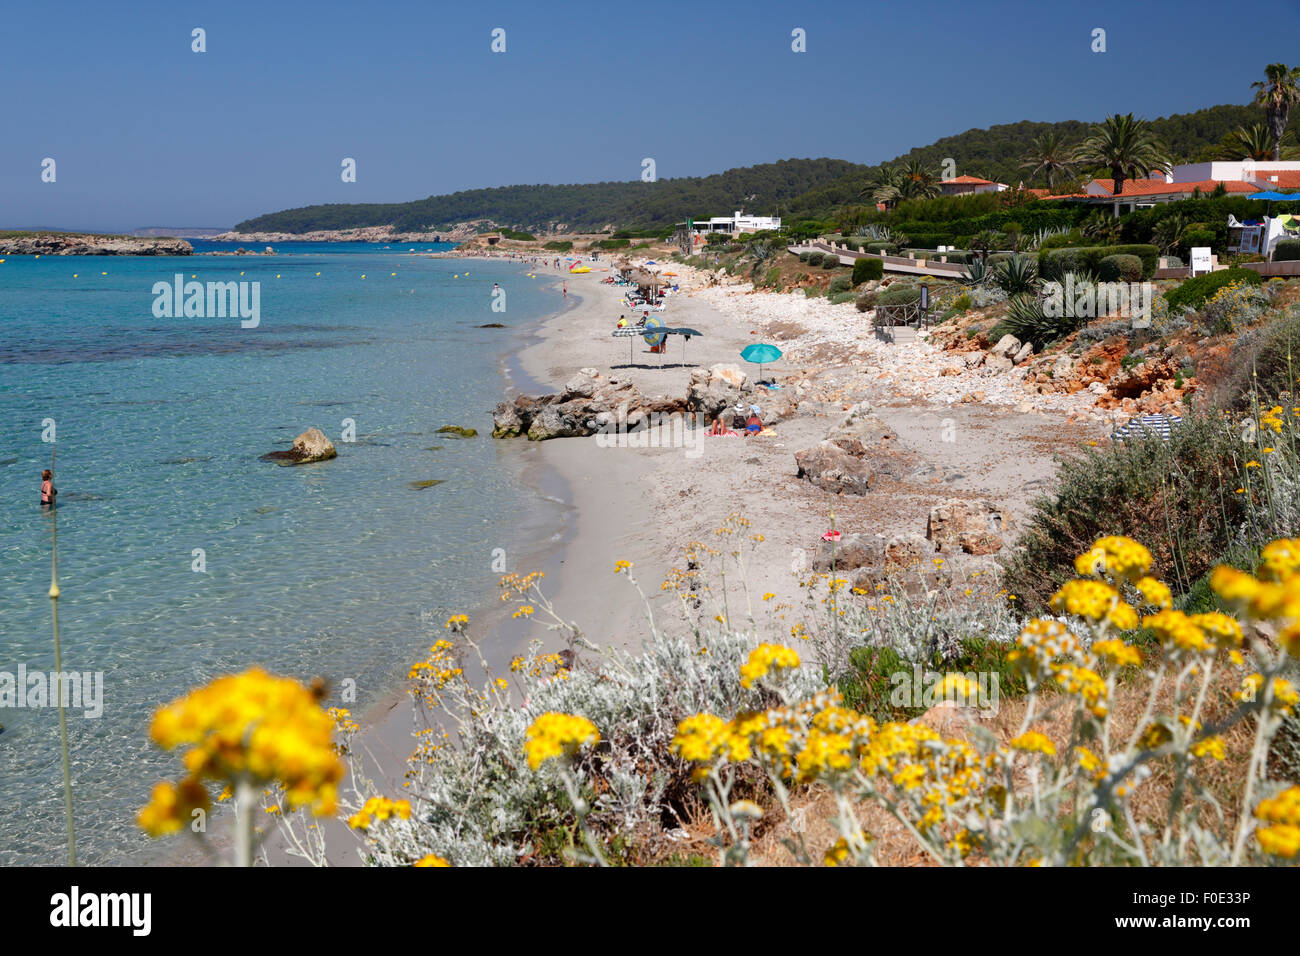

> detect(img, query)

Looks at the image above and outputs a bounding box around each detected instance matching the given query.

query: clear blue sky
[3,0,1298,231]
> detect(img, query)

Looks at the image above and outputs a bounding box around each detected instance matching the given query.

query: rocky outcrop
[925,499,1008,555]
[492,366,797,441]
[686,363,753,420]
[262,427,337,464]
[793,403,907,495]
[0,234,192,256]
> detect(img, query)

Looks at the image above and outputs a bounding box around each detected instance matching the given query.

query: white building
[1228,212,1300,257]
[1165,161,1300,189]
[683,210,781,236]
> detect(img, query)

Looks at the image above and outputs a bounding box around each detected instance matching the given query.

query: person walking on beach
[563,282,567,298]
[40,469,56,507]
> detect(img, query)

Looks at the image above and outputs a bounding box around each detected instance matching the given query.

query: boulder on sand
[686,363,753,420]
[794,440,874,495]
[262,427,337,464]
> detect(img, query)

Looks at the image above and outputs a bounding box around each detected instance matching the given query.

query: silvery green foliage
[856,224,891,240]
[355,628,821,866]
[971,285,1008,308]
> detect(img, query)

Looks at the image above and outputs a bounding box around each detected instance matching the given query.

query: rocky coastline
[0,234,193,256]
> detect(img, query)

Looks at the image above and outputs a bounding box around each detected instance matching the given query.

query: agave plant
[855,224,892,240]
[961,258,990,285]
[993,253,1038,295]
[1027,225,1068,252]
[991,292,1086,345]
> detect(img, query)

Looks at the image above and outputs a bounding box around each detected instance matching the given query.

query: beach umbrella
[664,326,703,364]
[741,342,783,382]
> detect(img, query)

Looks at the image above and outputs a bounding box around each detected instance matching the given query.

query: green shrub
[877,283,921,307]
[829,276,852,294]
[950,293,972,312]
[807,251,825,266]
[822,254,840,269]
[855,289,879,312]
[1273,239,1300,262]
[865,241,894,254]
[1098,254,1143,283]
[1039,231,1085,251]
[1000,413,1250,612]
[1164,255,1183,268]
[803,286,824,298]
[1163,267,1263,311]
[829,290,857,305]
[1038,244,1159,281]
[763,267,782,288]
[543,240,573,251]
[987,252,1012,268]
[798,251,811,262]
[500,229,536,241]
[1211,307,1300,408]
[1182,228,1216,251]
[853,257,883,285]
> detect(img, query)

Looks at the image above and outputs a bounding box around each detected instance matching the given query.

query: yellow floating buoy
[101,271,107,275]
[391,272,396,276]
[34,254,40,259]
[361,274,366,278]
[240,271,245,276]
[276,274,281,278]
[316,272,321,276]
[73,273,78,278]
[191,274,196,278]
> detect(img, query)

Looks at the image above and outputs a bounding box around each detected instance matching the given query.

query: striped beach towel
[1111,414,1183,443]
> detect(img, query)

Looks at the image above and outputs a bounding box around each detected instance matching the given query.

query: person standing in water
[40,469,56,507]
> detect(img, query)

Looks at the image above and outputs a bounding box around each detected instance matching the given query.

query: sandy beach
[497,259,1106,649]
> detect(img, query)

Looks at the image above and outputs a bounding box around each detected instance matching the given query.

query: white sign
[1190,247,1212,276]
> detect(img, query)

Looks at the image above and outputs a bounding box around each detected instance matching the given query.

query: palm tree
[1251,63,1300,161]
[1074,113,1170,212]
[1019,131,1078,191]
[1229,123,1276,161]
[863,166,905,209]
[899,160,941,200]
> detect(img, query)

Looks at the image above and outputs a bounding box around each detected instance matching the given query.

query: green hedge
[1097,254,1143,283]
[853,257,883,284]
[1274,239,1300,262]
[829,276,852,294]
[1038,244,1159,281]
[822,254,840,269]
[807,251,825,266]
[1163,267,1264,311]
[542,240,573,251]
[798,251,811,262]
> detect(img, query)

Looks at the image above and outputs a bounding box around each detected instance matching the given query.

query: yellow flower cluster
[523,712,600,770]
[1050,579,1137,630]
[414,854,451,866]
[1074,535,1153,582]
[143,668,343,827]
[138,778,211,837]
[349,796,412,830]
[1255,787,1300,858]
[1010,731,1056,756]
[739,643,801,689]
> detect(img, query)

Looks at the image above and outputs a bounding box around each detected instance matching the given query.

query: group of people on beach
[708,404,763,437]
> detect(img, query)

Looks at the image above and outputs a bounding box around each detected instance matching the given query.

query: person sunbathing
[744,406,763,435]
[708,414,739,437]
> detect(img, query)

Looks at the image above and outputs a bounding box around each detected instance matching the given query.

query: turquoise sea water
[0,243,559,864]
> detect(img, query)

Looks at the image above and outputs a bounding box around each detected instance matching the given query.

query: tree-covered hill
[234,103,1267,234]
[233,159,865,235]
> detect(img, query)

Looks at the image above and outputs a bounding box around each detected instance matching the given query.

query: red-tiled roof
[1089,178,1260,197]
[1253,170,1300,189]
[1023,188,1050,198]
[941,175,995,184]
